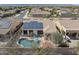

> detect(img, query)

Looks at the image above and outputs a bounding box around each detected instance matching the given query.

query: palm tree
[50,8,59,17]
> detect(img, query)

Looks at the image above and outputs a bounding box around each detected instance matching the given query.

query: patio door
[37,30,43,36]
[29,30,33,36]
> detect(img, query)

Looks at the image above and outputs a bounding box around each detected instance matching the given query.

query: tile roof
[59,19,79,32]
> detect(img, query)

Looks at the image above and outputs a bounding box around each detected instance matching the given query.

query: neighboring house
[73,9,79,14]
[59,10,72,17]
[44,8,53,12]
[22,10,29,19]
[6,10,16,14]
[15,10,28,20]
[22,19,56,37]
[55,19,79,39]
[0,11,5,18]
[0,18,23,42]
[57,8,73,17]
[0,14,3,18]
[30,8,50,17]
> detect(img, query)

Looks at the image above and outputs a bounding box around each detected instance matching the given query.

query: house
[59,10,72,17]
[55,18,79,39]
[15,10,28,20]
[43,8,53,12]
[57,8,73,17]
[0,18,23,42]
[22,19,56,37]
[30,8,50,17]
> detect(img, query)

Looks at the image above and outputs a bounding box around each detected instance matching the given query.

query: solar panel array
[23,21,43,29]
[0,20,11,29]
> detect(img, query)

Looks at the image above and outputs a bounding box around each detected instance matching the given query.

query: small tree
[52,32,63,44]
[52,32,69,47]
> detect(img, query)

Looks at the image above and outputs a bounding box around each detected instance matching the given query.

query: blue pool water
[18,38,40,48]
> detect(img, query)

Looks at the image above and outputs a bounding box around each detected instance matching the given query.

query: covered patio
[56,19,79,40]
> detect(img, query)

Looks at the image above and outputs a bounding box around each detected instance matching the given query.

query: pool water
[18,38,40,48]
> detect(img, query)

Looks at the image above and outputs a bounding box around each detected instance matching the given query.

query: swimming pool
[17,38,40,48]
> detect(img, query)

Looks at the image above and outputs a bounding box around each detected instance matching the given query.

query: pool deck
[18,36,55,48]
[40,37,55,48]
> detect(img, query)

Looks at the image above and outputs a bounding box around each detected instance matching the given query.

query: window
[71,33,77,37]
[67,33,77,39]
[37,30,43,35]
[23,30,27,34]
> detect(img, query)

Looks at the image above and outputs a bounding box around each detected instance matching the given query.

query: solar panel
[0,20,11,29]
[23,21,43,29]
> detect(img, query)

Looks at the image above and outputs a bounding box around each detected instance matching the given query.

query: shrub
[52,32,63,44]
